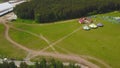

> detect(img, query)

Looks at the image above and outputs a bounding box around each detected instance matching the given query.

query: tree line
[0,58,81,68]
[14,0,120,23]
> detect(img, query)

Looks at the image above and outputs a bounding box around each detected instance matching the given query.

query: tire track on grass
[27,51,100,68]
[40,34,59,54]
[81,56,112,68]
[10,26,58,53]
[2,22,32,52]
[39,26,81,52]
[1,20,100,68]
[56,46,112,68]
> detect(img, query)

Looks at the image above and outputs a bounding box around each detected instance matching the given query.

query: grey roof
[0,2,13,12]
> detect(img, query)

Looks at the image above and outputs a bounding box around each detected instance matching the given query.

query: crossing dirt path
[0,22,100,68]
[39,27,81,52]
[0,13,112,68]
[2,23,100,68]
[10,26,59,53]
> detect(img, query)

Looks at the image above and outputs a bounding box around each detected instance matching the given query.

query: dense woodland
[14,0,120,23]
[0,59,80,68]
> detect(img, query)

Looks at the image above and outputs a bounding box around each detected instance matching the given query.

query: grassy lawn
[54,22,120,68]
[11,19,80,43]
[53,12,120,68]
[0,24,27,60]
[9,28,48,50]
[8,11,120,68]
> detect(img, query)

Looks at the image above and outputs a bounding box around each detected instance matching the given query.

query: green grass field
[1,11,120,68]
[11,20,80,43]
[9,28,48,50]
[0,24,27,60]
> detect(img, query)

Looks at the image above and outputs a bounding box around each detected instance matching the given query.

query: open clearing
[0,11,120,68]
[0,24,26,60]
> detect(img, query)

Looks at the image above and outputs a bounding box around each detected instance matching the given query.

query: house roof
[0,2,13,12]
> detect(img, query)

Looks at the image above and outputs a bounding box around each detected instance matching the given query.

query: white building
[0,2,13,16]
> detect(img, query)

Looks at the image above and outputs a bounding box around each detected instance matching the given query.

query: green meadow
[0,11,120,68]
[0,24,26,60]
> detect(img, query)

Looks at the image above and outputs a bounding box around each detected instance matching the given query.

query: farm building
[0,2,13,16]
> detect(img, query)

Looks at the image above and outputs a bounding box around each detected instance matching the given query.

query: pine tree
[2,61,9,68]
[40,58,47,68]
[35,61,39,68]
[9,61,17,68]
[20,62,28,68]
[55,61,63,68]
[49,59,56,68]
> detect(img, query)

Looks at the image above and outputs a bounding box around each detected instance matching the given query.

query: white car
[83,25,90,30]
[89,23,97,29]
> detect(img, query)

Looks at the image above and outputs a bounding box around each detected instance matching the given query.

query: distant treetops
[14,0,120,23]
[0,58,81,68]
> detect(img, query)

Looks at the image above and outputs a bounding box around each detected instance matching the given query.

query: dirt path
[1,22,101,68]
[2,22,32,52]
[10,26,58,53]
[1,22,36,61]
[39,34,50,44]
[39,27,81,52]
[55,46,112,68]
[10,26,50,44]
[0,13,112,68]
[29,52,100,68]
[81,56,112,68]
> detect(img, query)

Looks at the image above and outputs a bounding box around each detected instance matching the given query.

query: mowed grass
[11,19,80,43]
[0,24,27,60]
[9,28,48,50]
[10,11,120,68]
[54,21,120,68]
[54,12,120,68]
